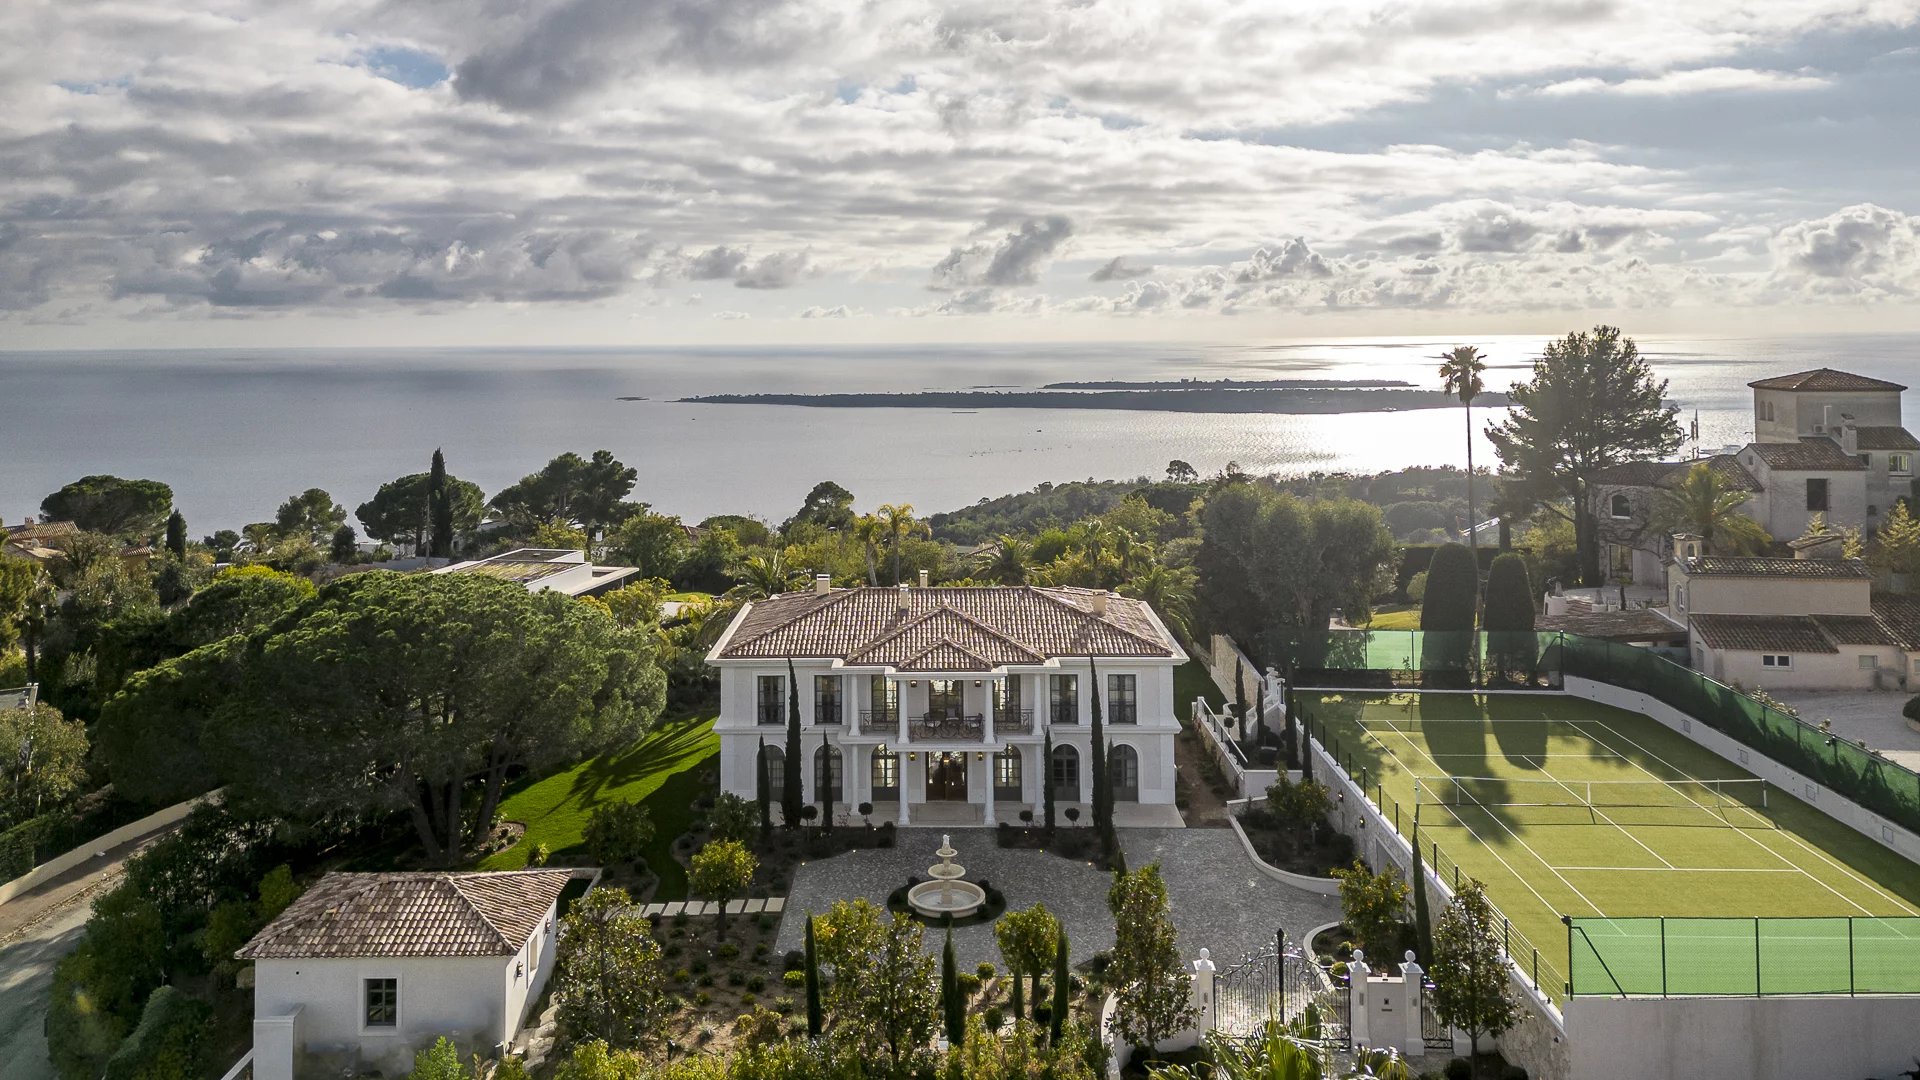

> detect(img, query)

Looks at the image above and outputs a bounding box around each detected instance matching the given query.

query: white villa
[238,869,573,1080]
[432,547,638,597]
[705,575,1187,825]
[1593,367,1916,588]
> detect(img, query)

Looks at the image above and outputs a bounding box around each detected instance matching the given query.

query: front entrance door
[925,752,969,800]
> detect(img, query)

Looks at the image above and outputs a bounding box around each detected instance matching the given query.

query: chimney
[814,574,831,595]
[1840,415,1858,456]
[1090,591,1108,616]
[917,569,929,588]
[1821,404,1833,434]
[897,583,911,610]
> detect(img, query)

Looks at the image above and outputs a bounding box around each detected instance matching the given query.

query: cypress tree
[1420,543,1480,677]
[942,925,964,1046]
[804,915,823,1037]
[819,731,833,834]
[1254,682,1268,748]
[1482,552,1538,683]
[428,448,453,559]
[1011,966,1025,1020]
[1411,824,1434,966]
[1049,928,1070,1042]
[755,745,772,834]
[1042,729,1057,833]
[1300,723,1315,783]
[164,510,187,560]
[1087,656,1109,850]
[1281,684,1299,769]
[783,658,804,829]
[1233,656,1248,740]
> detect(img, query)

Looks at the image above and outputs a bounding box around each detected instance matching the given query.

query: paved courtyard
[775,828,1339,968]
[1775,690,1920,771]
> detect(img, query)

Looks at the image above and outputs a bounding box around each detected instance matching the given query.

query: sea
[3,334,1915,533]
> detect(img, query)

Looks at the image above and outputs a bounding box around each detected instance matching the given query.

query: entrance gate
[1211,936,1349,1049]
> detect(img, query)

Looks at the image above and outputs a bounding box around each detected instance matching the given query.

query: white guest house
[705,576,1187,825]
[237,869,573,1080]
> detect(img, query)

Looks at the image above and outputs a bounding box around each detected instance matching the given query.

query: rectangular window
[1609,545,1632,574]
[756,676,784,725]
[814,676,842,725]
[1761,654,1793,669]
[870,749,898,797]
[1049,674,1078,724]
[868,675,898,720]
[994,750,1022,799]
[994,678,1022,714]
[364,978,398,1029]
[1108,674,1138,724]
[1807,478,1829,512]
[1892,454,1912,475]
[1859,655,1880,670]
[928,679,963,717]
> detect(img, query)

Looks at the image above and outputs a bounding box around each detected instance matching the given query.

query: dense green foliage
[554,887,666,1050]
[584,800,655,866]
[41,475,175,538]
[1331,859,1409,959]
[1106,865,1192,1052]
[357,467,484,551]
[1431,881,1521,1073]
[689,839,757,939]
[490,449,638,533]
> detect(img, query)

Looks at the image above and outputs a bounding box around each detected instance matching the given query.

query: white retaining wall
[1191,699,1279,798]
[1563,994,1920,1080]
[1222,792,1342,896]
[1564,677,1920,861]
[0,789,221,906]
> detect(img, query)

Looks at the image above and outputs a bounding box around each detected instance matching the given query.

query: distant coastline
[672,386,1508,414]
[1039,377,1411,390]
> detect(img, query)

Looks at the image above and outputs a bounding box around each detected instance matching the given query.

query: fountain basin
[907,878,988,919]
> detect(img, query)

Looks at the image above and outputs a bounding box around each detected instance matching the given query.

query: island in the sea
[671,382,1506,414]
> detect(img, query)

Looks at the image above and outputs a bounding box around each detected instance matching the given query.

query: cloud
[931,216,1074,290]
[734,250,809,289]
[1089,255,1153,281]
[1528,67,1833,98]
[798,304,858,317]
[1768,203,1920,295]
[686,246,751,281]
[1236,238,1334,281]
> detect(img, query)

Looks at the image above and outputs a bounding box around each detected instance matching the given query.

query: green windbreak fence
[1268,630,1920,836]
[1568,917,1920,996]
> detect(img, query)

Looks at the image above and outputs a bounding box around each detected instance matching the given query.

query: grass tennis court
[1299,691,1920,997]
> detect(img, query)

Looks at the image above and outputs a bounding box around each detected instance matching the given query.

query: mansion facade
[705,577,1186,824]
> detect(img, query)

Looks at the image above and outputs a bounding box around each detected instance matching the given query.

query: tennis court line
[1365,717,1608,918]
[1571,716,1900,918]
[1551,865,1808,873]
[1517,753,1677,871]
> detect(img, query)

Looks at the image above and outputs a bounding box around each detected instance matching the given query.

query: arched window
[870,745,899,799]
[1050,744,1081,802]
[814,744,843,804]
[993,747,1023,801]
[1110,745,1140,802]
[762,746,786,804]
[1609,493,1632,519]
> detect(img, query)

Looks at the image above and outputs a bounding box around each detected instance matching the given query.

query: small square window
[1737,749,1750,766]
[1762,654,1793,669]
[364,977,398,1028]
[1891,454,1912,475]
[1859,655,1880,671]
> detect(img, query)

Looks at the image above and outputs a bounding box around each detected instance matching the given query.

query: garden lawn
[479,713,719,899]
[1174,659,1225,720]
[1362,605,1420,630]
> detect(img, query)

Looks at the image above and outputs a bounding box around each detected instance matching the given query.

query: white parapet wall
[0,789,222,906]
[1564,677,1920,860]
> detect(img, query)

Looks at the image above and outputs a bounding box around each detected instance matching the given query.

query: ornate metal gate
[1421,980,1452,1050]
[1213,942,1350,1050]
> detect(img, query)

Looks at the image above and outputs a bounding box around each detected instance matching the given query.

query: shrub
[1906,695,1920,723]
[976,961,996,980]
[1443,1059,1472,1080]
[691,957,710,974]
[753,942,770,959]
[102,985,211,1080]
[584,800,655,866]
[527,842,550,867]
[957,972,982,996]
[757,914,776,933]
[746,974,765,992]
[783,970,806,988]
[709,792,759,844]
[784,949,806,972]
[727,971,745,987]
[741,992,757,1007]
[985,1006,1006,1032]
[1406,570,1429,604]
[1330,961,1349,978]
[694,990,712,1006]
[717,942,741,960]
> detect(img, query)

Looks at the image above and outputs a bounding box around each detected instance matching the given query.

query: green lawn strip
[1363,606,1421,631]
[1173,659,1226,718]
[1302,690,1920,996]
[479,714,719,900]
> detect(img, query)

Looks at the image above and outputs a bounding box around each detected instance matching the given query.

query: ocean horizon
[5,333,1915,534]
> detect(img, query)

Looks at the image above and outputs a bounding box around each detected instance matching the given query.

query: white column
[896,678,911,825]
[1348,950,1372,1048]
[841,672,853,727]
[1191,949,1216,1037]
[1399,955,1427,1057]
[982,750,996,825]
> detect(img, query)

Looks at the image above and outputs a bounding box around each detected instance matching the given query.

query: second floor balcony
[910,712,985,742]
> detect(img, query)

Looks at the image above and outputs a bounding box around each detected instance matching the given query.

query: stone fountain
[907,834,987,919]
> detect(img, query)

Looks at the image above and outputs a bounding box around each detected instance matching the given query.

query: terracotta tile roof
[1812,615,1899,647]
[1873,596,1920,651]
[1857,427,1920,451]
[1746,438,1866,471]
[715,586,1177,670]
[1747,368,1906,392]
[236,870,572,959]
[1692,614,1837,654]
[1683,556,1871,579]
[1592,455,1760,492]
[1536,608,1687,641]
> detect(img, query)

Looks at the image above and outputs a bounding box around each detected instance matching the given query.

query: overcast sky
[5,0,1920,347]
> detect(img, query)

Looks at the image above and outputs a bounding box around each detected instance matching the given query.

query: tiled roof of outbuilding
[1747,368,1906,392]
[1691,615,1837,654]
[1746,439,1867,471]
[1873,596,1920,651]
[1591,455,1760,492]
[236,870,572,959]
[1857,427,1920,451]
[715,586,1177,671]
[1683,556,1871,579]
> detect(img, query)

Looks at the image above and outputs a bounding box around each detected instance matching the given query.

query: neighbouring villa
[238,869,574,1080]
[432,546,639,597]
[705,574,1187,825]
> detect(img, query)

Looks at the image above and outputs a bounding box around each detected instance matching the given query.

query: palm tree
[876,503,927,585]
[976,535,1034,585]
[727,552,804,601]
[1651,462,1771,556]
[1119,565,1196,640]
[850,514,885,585]
[1437,344,1488,578]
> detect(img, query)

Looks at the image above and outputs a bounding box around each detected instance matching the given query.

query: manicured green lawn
[1362,605,1420,630]
[479,713,719,900]
[1174,658,1225,718]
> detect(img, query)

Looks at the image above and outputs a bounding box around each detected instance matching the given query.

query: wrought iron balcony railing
[995,709,1035,734]
[910,712,985,742]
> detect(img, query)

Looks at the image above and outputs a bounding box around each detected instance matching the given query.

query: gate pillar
[1347,950,1371,1048]
[1399,953,1427,1057]
[1192,949,1217,1036]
